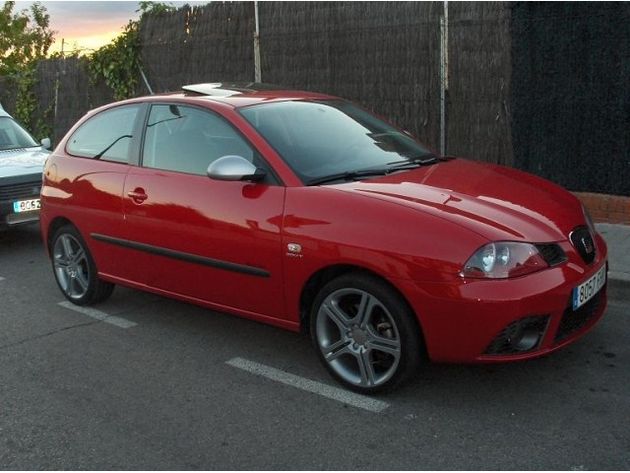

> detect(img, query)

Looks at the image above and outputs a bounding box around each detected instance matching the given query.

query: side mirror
[40,137,51,150]
[207,155,266,182]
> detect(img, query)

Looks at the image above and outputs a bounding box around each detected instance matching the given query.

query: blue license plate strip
[572,264,606,310]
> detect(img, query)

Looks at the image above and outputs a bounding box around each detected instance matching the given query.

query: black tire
[310,272,424,394]
[50,224,114,305]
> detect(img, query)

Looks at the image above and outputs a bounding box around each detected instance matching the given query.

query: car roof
[154,82,338,108]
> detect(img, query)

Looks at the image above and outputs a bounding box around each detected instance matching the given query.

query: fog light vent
[485,315,549,355]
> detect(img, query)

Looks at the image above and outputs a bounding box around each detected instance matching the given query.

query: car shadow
[96,284,620,411]
[0,224,45,256]
[391,325,619,410]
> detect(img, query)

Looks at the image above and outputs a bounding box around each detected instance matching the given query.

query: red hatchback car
[41,83,608,393]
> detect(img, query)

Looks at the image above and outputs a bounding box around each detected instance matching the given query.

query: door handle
[128,188,148,204]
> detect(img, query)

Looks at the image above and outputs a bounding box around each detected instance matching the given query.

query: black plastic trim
[91,233,270,278]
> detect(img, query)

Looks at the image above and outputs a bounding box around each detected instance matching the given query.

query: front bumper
[396,235,609,363]
[0,174,42,230]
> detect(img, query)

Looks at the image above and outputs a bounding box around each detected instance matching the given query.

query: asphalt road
[1,225,628,470]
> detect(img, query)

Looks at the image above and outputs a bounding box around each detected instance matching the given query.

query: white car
[0,105,50,230]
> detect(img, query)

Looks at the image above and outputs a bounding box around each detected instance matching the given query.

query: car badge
[287,243,302,254]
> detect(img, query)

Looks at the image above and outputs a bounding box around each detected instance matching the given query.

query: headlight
[461,242,548,279]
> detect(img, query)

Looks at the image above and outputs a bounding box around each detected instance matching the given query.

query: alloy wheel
[315,288,402,388]
[53,233,90,300]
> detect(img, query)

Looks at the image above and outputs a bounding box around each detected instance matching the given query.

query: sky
[14,1,208,55]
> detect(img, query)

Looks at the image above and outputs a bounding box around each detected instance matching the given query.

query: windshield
[239,100,434,183]
[0,117,39,150]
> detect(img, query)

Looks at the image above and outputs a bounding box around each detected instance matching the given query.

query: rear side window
[142,104,256,176]
[67,105,140,163]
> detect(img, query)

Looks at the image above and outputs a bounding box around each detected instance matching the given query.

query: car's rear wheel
[310,272,423,393]
[51,225,114,305]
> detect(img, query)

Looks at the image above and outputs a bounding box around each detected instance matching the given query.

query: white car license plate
[13,198,41,213]
[572,264,606,310]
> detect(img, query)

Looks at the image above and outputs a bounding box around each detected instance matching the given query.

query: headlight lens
[462,242,548,279]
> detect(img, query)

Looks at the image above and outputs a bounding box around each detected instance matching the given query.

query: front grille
[0,181,41,201]
[536,243,567,266]
[555,289,603,342]
[570,226,596,265]
[485,315,550,355]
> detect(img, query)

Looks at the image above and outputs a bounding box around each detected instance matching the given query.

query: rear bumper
[396,236,608,363]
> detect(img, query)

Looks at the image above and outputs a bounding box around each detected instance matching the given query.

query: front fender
[281,186,487,322]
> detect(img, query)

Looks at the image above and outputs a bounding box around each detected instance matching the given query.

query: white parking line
[58,301,137,329]
[0,276,5,281]
[226,357,390,413]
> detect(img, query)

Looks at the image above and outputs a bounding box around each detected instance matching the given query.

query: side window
[67,105,140,163]
[142,104,256,176]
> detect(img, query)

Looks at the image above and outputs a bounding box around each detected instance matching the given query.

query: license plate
[12,198,41,213]
[572,264,606,310]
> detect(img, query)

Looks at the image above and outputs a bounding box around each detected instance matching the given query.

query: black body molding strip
[91,233,270,278]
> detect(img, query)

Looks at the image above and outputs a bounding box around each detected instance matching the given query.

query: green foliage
[88,20,141,101]
[34,105,53,139]
[0,1,53,75]
[48,49,79,60]
[88,2,181,100]
[3,1,168,137]
[12,64,52,140]
[1,1,54,138]
[13,64,35,126]
[137,1,176,17]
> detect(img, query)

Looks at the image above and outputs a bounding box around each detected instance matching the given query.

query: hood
[0,147,49,179]
[333,159,583,243]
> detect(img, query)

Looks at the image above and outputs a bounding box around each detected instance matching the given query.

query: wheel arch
[299,264,426,350]
[46,216,75,254]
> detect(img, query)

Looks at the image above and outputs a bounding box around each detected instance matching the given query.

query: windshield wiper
[307,156,443,186]
[386,153,441,167]
[306,168,392,186]
[93,135,132,160]
[307,153,445,186]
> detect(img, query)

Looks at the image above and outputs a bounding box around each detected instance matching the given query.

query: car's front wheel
[51,225,114,305]
[310,273,423,393]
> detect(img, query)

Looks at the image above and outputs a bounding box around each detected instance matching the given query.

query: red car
[40,83,608,393]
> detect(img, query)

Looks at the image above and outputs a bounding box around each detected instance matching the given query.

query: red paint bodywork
[40,90,608,363]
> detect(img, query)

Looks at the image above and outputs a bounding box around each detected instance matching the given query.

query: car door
[59,103,144,279]
[122,103,287,320]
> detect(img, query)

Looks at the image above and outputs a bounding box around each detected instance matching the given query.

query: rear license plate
[13,198,41,213]
[572,264,606,310]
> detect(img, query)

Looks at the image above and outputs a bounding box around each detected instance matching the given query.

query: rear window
[66,105,140,163]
